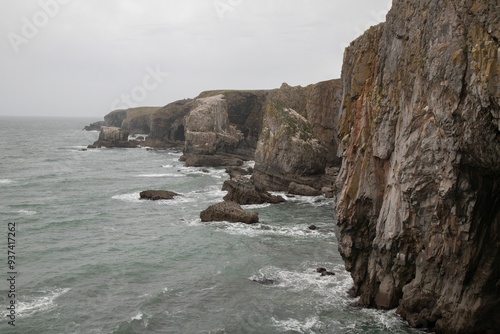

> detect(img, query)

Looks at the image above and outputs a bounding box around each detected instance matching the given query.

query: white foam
[131,312,143,321]
[248,265,355,313]
[112,192,142,203]
[241,203,271,210]
[270,192,333,207]
[156,196,195,205]
[217,222,335,239]
[0,179,14,184]
[17,210,37,216]
[13,288,71,318]
[161,164,174,168]
[136,173,185,178]
[271,316,321,333]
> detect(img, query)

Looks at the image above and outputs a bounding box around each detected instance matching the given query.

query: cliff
[334,0,500,333]
[182,90,270,166]
[253,80,342,191]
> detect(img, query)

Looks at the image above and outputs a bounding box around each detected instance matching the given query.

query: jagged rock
[104,109,128,127]
[253,100,328,190]
[200,201,259,224]
[335,1,500,333]
[321,187,334,198]
[184,154,243,167]
[139,190,179,201]
[83,121,106,131]
[222,177,286,205]
[316,267,335,276]
[182,91,270,166]
[98,127,129,142]
[225,166,252,179]
[288,182,322,196]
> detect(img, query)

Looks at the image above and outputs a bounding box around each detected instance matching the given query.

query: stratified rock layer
[253,81,342,191]
[335,1,500,333]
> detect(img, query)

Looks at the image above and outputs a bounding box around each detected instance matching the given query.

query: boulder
[139,190,179,201]
[222,177,285,205]
[200,201,259,224]
[288,182,322,196]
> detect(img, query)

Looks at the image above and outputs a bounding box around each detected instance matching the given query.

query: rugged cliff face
[335,0,500,333]
[253,81,342,191]
[183,90,269,166]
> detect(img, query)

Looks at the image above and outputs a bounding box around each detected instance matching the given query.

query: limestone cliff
[253,81,342,191]
[183,90,269,166]
[335,0,500,333]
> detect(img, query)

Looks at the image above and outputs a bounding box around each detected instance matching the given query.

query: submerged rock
[200,201,259,224]
[139,190,179,201]
[316,267,335,276]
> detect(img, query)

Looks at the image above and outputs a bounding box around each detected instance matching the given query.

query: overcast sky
[0,0,391,118]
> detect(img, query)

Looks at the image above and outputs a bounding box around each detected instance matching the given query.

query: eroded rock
[200,201,259,224]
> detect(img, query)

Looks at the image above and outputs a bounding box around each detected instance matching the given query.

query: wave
[0,179,14,184]
[1,288,71,318]
[241,203,271,210]
[112,192,142,203]
[214,222,336,239]
[17,210,37,216]
[270,192,334,207]
[271,316,321,334]
[136,173,185,178]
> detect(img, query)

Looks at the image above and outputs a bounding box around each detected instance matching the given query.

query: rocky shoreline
[83,0,499,332]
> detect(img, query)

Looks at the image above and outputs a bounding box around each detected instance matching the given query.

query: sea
[0,117,421,334]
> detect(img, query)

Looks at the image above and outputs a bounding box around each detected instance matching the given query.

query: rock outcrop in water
[222,176,286,205]
[334,0,500,333]
[139,190,179,201]
[200,201,259,224]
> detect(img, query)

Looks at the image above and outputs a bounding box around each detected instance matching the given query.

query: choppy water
[0,117,420,333]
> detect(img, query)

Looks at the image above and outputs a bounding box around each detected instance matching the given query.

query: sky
[0,0,391,118]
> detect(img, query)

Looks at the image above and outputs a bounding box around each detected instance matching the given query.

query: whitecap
[131,312,143,321]
[271,316,322,333]
[17,210,37,216]
[270,192,333,207]
[241,203,271,210]
[217,222,335,239]
[162,164,174,168]
[112,193,142,203]
[136,173,185,178]
[156,196,195,205]
[249,265,352,303]
[0,179,14,184]
[11,288,71,318]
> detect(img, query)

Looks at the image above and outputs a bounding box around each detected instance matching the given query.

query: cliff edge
[335,0,500,333]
